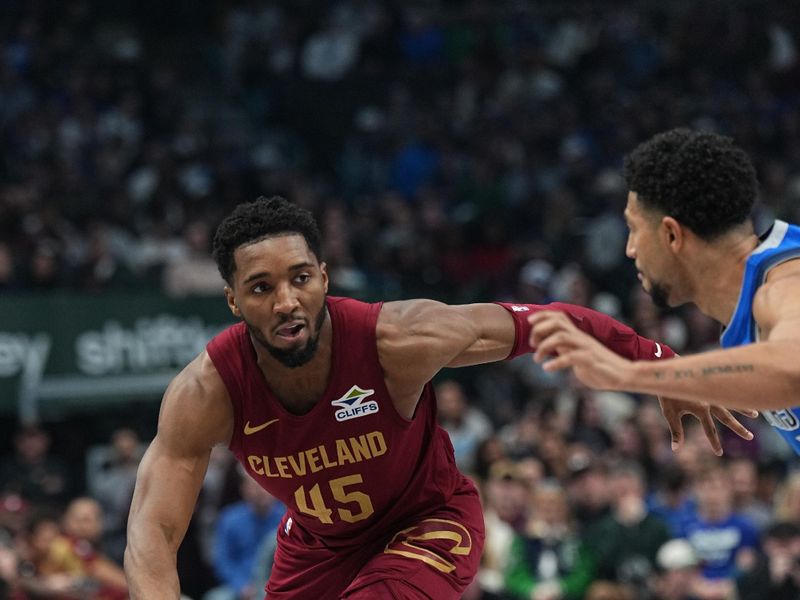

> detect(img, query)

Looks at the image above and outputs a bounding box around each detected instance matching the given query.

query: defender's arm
[531,271,800,410]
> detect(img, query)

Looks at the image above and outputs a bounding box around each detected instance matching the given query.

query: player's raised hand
[659,396,757,456]
[528,310,633,390]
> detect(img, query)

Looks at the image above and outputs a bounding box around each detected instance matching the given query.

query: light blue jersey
[720,220,800,455]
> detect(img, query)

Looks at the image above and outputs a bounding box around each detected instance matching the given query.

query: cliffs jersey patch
[332,385,378,422]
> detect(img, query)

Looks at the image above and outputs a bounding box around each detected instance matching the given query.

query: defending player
[124,197,751,599]
[530,128,800,455]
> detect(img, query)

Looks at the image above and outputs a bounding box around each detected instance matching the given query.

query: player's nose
[273,283,300,314]
[625,234,636,259]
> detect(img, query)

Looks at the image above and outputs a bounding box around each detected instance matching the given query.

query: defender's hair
[212,196,322,284]
[623,128,758,239]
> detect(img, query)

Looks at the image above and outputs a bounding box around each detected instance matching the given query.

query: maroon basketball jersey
[207,297,465,547]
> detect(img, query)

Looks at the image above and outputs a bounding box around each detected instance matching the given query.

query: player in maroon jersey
[124,197,753,600]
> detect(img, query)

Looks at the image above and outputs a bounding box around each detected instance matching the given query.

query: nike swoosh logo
[244,418,279,435]
[654,342,662,358]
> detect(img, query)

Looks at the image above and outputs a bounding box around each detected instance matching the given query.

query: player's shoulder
[170,350,228,396]
[755,259,800,312]
[377,298,446,329]
[763,257,800,286]
[159,351,233,448]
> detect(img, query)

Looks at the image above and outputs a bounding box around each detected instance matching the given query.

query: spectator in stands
[773,472,800,525]
[505,480,594,600]
[564,455,610,532]
[74,225,137,292]
[436,379,492,474]
[205,470,285,600]
[651,538,701,600]
[18,508,85,599]
[88,427,144,563]
[45,497,128,599]
[647,464,695,538]
[680,462,760,600]
[477,460,529,599]
[471,436,508,485]
[585,462,670,589]
[737,521,800,600]
[728,457,772,531]
[0,426,71,506]
[163,219,224,297]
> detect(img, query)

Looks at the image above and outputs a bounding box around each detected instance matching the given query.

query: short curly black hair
[623,128,758,239]
[212,196,322,284]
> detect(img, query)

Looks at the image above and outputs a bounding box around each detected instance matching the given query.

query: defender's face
[226,234,328,366]
[624,192,674,308]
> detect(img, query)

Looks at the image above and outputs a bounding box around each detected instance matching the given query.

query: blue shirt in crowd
[213,500,286,593]
[680,514,759,579]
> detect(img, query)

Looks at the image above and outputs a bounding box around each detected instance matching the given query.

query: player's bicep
[378,301,514,383]
[444,303,517,367]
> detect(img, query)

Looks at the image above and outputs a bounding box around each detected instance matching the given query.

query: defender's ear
[661,216,684,253]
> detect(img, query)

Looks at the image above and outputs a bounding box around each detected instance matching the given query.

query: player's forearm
[500,301,673,361]
[546,302,674,361]
[124,524,181,600]
[623,341,800,410]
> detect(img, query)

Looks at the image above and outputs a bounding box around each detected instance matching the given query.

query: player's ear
[320,261,329,293]
[224,286,241,317]
[661,216,683,252]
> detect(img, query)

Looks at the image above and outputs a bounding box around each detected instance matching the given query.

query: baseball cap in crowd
[656,539,698,571]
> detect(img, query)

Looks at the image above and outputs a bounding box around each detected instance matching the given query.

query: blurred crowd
[2,0,800,598]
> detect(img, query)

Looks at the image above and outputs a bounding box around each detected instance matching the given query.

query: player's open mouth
[275,322,305,340]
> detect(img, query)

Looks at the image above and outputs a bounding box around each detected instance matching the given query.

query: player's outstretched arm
[377,299,675,415]
[529,271,800,411]
[124,352,232,600]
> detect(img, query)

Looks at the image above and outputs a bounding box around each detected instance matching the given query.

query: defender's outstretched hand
[658,396,757,456]
[528,310,758,455]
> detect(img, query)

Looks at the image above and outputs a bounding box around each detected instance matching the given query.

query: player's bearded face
[245,301,327,368]
[646,279,671,309]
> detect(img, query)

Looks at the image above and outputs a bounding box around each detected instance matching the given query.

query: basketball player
[530,128,800,455]
[124,197,750,599]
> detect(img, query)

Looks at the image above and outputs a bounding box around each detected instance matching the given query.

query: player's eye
[252,282,272,294]
[295,273,311,284]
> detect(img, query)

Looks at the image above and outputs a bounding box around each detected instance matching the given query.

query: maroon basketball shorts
[264,481,484,600]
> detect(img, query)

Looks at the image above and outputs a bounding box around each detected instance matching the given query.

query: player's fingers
[661,408,685,452]
[541,352,575,372]
[533,332,575,362]
[529,313,574,345]
[698,407,723,456]
[733,408,759,419]
[710,406,755,441]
